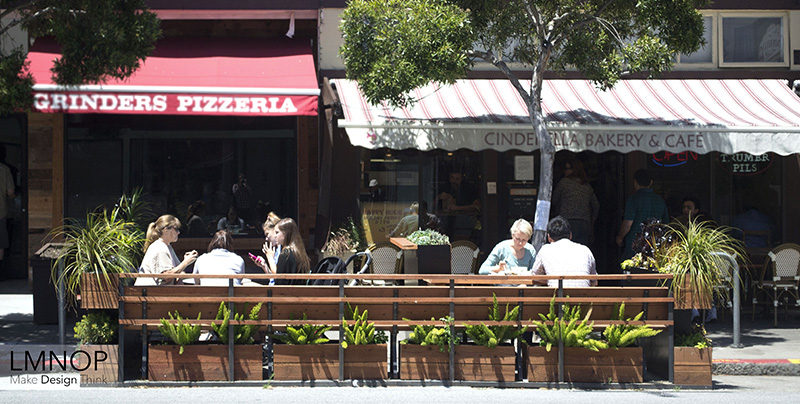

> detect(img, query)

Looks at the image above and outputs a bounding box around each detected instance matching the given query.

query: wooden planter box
[78,344,118,385]
[674,347,712,386]
[455,345,516,382]
[400,344,449,380]
[674,276,713,310]
[528,346,644,383]
[80,273,119,309]
[272,344,338,381]
[148,344,262,381]
[272,344,387,380]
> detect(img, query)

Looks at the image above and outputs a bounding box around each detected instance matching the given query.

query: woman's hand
[492,261,506,274]
[183,250,198,265]
[249,254,268,272]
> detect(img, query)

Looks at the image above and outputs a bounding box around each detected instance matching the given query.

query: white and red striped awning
[332,79,800,155]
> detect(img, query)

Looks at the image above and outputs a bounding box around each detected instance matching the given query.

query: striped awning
[332,79,800,155]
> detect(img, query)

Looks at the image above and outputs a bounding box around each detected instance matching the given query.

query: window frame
[675,14,716,69]
[718,12,789,68]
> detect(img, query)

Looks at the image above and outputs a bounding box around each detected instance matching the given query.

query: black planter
[404,245,451,277]
[31,255,58,324]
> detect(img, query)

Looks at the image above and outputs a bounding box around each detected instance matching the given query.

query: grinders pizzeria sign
[32,91,318,116]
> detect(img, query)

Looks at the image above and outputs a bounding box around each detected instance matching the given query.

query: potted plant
[74,311,119,385]
[405,229,451,275]
[341,305,389,380]
[272,314,337,381]
[149,302,263,381]
[459,295,525,381]
[674,325,712,386]
[321,218,365,269]
[530,299,660,383]
[50,190,149,309]
[620,219,674,287]
[399,316,456,380]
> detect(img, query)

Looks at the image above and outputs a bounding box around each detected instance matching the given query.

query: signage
[32,92,318,116]
[650,151,700,167]
[719,152,772,175]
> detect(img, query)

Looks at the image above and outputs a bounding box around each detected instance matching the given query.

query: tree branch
[469,49,532,106]
[518,0,546,43]
[0,3,53,37]
[0,0,37,20]
[549,0,617,50]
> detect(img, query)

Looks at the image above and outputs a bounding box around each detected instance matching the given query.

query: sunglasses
[164,225,180,231]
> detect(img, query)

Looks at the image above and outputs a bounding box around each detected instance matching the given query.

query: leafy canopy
[0,0,161,114]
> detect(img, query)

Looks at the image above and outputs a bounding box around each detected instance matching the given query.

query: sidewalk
[1,278,799,376]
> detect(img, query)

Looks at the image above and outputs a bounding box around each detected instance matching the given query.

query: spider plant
[49,192,147,307]
[657,219,746,309]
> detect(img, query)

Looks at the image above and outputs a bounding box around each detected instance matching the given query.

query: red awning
[28,37,319,116]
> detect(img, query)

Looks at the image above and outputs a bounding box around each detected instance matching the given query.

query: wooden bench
[117,272,674,384]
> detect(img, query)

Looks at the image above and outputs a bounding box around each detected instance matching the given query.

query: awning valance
[332,78,800,155]
[29,37,319,116]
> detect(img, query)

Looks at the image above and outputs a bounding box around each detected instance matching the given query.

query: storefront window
[721,16,786,65]
[679,16,713,64]
[66,115,296,237]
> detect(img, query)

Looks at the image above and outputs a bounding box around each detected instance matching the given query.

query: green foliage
[532,296,607,352]
[274,313,332,345]
[407,229,450,246]
[50,192,148,308]
[464,294,526,348]
[402,316,457,353]
[158,311,202,355]
[211,302,263,345]
[341,305,389,348]
[74,311,117,344]
[340,0,475,107]
[676,324,711,349]
[0,0,161,114]
[603,303,661,348]
[659,219,746,307]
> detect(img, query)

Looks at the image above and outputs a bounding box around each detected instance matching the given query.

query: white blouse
[136,239,180,286]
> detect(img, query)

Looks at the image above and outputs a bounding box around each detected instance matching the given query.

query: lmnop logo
[1,344,115,389]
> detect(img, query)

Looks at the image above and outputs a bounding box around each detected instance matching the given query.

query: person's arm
[551,181,563,216]
[590,192,600,224]
[588,250,597,286]
[531,250,547,285]
[616,220,633,247]
[478,243,505,275]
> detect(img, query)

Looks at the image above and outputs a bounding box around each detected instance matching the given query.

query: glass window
[722,16,785,64]
[680,16,713,64]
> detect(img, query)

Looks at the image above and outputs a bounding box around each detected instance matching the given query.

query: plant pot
[455,345,516,382]
[344,344,387,379]
[272,344,338,381]
[674,276,713,310]
[80,273,119,309]
[148,344,262,381]
[404,245,451,275]
[400,344,449,380]
[674,347,712,386]
[77,344,119,385]
[528,346,644,383]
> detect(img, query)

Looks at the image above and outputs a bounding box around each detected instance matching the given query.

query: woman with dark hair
[552,158,599,246]
[137,215,198,286]
[252,218,310,285]
[186,200,207,236]
[192,230,245,286]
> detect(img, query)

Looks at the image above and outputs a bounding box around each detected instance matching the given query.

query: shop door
[0,115,28,280]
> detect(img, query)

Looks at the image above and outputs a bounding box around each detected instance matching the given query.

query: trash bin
[32,243,64,324]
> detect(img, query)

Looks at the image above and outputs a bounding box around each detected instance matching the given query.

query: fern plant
[532,296,607,352]
[676,324,711,349]
[341,305,388,348]
[158,311,202,355]
[603,303,661,348]
[402,316,457,353]
[464,294,526,348]
[274,313,332,345]
[211,302,263,344]
[74,311,117,345]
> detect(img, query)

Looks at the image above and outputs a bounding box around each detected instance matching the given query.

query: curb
[713,361,800,376]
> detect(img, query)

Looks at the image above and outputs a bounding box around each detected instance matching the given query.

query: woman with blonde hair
[478,219,537,274]
[252,218,309,285]
[137,215,198,286]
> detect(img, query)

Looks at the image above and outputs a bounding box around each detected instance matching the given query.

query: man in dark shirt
[616,169,669,259]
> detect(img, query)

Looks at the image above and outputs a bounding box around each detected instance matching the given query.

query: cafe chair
[451,240,479,274]
[366,242,403,285]
[751,243,800,326]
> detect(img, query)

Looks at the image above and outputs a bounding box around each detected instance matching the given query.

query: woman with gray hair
[478,219,537,274]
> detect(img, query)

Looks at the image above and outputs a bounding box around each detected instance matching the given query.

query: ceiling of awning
[29,37,319,116]
[332,78,800,155]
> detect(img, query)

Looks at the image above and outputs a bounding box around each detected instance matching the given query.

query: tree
[340,0,706,248]
[0,0,161,114]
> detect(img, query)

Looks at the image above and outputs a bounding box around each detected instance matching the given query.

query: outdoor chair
[365,242,403,285]
[751,243,800,326]
[450,240,480,274]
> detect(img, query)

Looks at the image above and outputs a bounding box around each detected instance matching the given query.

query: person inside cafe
[552,157,599,246]
[532,216,597,287]
[136,214,198,286]
[192,230,244,286]
[478,219,536,275]
[251,218,310,285]
[674,196,710,228]
[616,169,670,259]
[185,200,207,237]
[437,171,480,214]
[217,206,246,232]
